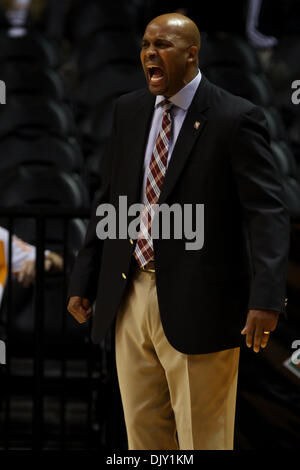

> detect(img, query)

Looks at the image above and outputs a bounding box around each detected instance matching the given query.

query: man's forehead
[143,21,183,40]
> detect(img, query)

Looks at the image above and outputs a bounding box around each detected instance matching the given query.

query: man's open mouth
[147,65,165,84]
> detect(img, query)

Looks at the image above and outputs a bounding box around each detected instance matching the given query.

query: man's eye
[141,42,170,49]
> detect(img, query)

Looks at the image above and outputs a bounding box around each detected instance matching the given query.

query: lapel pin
[194,121,200,130]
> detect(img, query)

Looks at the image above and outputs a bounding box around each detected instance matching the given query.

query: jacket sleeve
[229,105,290,315]
[67,102,118,302]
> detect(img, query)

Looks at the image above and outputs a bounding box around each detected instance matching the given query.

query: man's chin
[148,83,166,96]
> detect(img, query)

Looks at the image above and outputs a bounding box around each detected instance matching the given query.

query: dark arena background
[0,0,299,452]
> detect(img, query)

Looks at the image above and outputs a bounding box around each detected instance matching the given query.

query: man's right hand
[67,296,93,324]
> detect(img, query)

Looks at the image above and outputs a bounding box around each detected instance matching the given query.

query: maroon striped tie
[133,99,173,267]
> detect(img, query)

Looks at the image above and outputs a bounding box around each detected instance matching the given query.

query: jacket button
[122,273,127,279]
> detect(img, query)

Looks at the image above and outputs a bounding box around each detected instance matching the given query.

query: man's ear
[187,45,199,64]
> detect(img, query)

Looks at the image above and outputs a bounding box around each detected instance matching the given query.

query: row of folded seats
[199,33,300,220]
[73,32,144,194]
[199,33,300,449]
[265,35,300,166]
[0,1,145,447]
[0,3,142,446]
[67,0,145,195]
[0,30,90,357]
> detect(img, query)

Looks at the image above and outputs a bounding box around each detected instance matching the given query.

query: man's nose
[145,47,157,58]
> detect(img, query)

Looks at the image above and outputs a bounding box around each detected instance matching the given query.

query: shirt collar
[155,69,202,111]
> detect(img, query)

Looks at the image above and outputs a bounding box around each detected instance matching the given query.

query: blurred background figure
[246,0,278,48]
[0,225,63,304]
[5,0,31,37]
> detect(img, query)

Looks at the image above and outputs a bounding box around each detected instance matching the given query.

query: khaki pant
[115,267,240,450]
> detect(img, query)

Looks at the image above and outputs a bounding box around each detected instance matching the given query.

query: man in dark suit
[67,13,290,450]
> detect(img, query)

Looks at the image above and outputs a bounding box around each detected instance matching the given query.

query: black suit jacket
[68,75,290,354]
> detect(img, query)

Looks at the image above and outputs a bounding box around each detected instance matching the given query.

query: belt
[136,259,155,273]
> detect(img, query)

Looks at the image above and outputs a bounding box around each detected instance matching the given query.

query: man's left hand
[241,309,279,353]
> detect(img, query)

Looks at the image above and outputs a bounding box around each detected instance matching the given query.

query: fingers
[242,325,265,352]
[243,326,254,349]
[69,304,91,323]
[241,324,254,348]
[253,325,264,353]
[44,258,52,272]
[250,327,271,352]
[18,260,35,287]
[241,309,277,353]
[67,296,92,324]
[18,254,63,288]
[260,330,271,349]
[45,252,63,272]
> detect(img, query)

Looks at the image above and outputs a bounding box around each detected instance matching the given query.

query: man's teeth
[148,67,164,82]
[151,75,163,82]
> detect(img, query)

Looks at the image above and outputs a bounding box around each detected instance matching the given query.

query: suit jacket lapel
[158,75,211,205]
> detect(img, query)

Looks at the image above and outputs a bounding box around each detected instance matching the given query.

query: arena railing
[0,206,126,451]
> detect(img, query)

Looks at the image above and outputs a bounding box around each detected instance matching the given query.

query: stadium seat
[0,135,84,174]
[0,95,76,139]
[0,166,89,208]
[0,62,65,100]
[85,140,109,197]
[261,106,288,142]
[67,0,136,40]
[76,30,141,78]
[205,67,272,106]
[0,31,60,68]
[270,140,300,218]
[78,98,115,151]
[199,34,262,73]
[75,63,145,110]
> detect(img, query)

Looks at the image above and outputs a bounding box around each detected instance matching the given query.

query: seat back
[0,96,76,139]
[0,166,89,208]
[0,135,84,174]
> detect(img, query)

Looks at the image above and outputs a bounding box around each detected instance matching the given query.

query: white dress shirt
[141,69,202,201]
